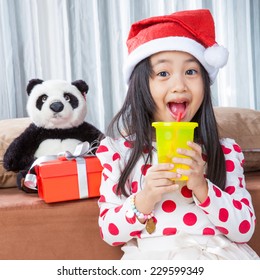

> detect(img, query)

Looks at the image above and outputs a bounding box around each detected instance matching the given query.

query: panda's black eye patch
[64,93,79,109]
[36,94,48,110]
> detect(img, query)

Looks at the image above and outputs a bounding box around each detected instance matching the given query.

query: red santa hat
[124,9,228,84]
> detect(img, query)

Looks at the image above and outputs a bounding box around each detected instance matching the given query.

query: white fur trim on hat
[124,36,226,85]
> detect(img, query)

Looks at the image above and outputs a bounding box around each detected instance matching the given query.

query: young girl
[96,9,259,259]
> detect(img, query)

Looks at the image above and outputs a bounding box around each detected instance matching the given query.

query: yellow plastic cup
[152,122,198,181]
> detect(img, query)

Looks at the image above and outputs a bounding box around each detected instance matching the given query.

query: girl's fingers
[176,168,191,177]
[147,163,181,179]
[152,181,180,192]
[152,178,179,187]
[147,163,174,172]
[163,184,180,192]
[174,142,205,167]
[187,141,202,150]
[172,156,193,167]
[147,170,182,182]
[144,163,181,193]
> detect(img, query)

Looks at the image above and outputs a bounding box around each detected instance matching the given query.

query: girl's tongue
[168,102,186,118]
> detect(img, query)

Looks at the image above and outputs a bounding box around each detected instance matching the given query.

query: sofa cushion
[0,118,31,188]
[214,107,260,171]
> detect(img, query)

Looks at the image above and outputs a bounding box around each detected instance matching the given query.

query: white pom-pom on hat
[204,44,229,68]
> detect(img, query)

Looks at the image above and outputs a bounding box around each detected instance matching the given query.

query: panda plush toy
[3,78,104,192]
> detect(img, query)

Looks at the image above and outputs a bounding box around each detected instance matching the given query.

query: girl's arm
[195,138,256,243]
[96,137,146,246]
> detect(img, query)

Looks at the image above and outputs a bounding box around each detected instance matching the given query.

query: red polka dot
[124,141,133,148]
[114,205,123,213]
[203,228,215,235]
[100,208,109,217]
[103,163,112,172]
[213,186,222,197]
[202,153,207,162]
[219,208,229,222]
[99,195,106,203]
[163,228,177,235]
[225,186,235,195]
[241,198,250,206]
[181,185,192,198]
[108,223,119,235]
[226,160,235,172]
[125,210,136,224]
[233,199,242,210]
[112,184,118,194]
[233,144,242,153]
[239,220,251,234]
[200,196,211,207]
[112,152,120,161]
[112,242,125,246]
[96,145,108,153]
[143,147,150,154]
[222,145,232,154]
[130,231,142,238]
[162,200,176,213]
[238,177,244,188]
[216,226,229,234]
[131,181,138,193]
[103,173,108,181]
[141,164,151,175]
[183,213,197,226]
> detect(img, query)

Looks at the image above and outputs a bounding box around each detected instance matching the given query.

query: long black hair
[107,57,226,196]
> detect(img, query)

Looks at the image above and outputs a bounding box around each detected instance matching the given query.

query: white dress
[96,137,259,260]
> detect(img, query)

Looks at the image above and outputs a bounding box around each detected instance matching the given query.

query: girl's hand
[172,141,208,203]
[135,163,180,215]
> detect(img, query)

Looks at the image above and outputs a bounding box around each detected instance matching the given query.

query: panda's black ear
[72,80,89,95]
[26,79,44,95]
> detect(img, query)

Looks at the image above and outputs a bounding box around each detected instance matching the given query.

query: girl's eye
[158,71,169,77]
[186,69,197,75]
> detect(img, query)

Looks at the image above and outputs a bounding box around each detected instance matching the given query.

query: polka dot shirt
[96,137,256,246]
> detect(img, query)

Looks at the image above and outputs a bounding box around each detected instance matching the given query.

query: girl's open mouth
[167,101,187,120]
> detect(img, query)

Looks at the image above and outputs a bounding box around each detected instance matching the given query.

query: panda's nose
[50,102,64,113]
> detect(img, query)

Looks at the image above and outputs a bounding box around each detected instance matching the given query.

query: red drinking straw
[177,112,182,122]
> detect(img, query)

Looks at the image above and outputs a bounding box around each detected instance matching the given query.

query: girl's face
[149,51,204,122]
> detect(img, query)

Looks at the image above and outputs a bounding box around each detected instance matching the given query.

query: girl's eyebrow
[185,58,198,63]
[151,59,171,67]
[186,58,201,67]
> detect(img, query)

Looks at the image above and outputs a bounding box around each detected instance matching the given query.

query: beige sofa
[0,107,259,259]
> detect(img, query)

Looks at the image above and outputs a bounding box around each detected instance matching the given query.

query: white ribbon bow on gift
[24,141,98,198]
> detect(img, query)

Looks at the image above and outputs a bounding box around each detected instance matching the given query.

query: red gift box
[35,156,102,203]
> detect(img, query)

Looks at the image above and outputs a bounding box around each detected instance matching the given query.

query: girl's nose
[170,74,187,93]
